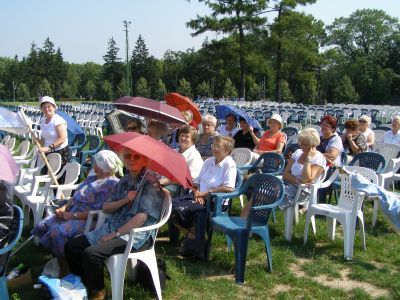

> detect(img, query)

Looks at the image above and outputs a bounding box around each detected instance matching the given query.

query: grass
[8,197,400,300]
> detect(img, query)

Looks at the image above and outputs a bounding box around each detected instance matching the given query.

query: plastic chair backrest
[230,148,252,167]
[372,130,386,145]
[282,127,298,138]
[248,174,284,226]
[259,153,285,174]
[337,166,378,211]
[87,135,100,150]
[348,152,386,172]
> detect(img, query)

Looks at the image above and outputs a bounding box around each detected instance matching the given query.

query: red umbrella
[113,96,186,125]
[164,93,202,128]
[103,132,193,188]
[0,144,19,183]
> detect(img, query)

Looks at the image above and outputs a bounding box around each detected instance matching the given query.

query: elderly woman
[32,150,123,277]
[195,114,219,159]
[125,118,144,134]
[233,117,261,150]
[161,125,204,196]
[39,96,71,182]
[341,119,367,160]
[384,116,400,145]
[358,115,375,149]
[169,110,195,149]
[279,128,326,209]
[217,113,239,137]
[253,113,285,155]
[65,149,164,300]
[317,115,343,166]
[171,136,237,257]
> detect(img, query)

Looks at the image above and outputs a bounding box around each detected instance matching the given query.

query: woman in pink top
[253,113,286,155]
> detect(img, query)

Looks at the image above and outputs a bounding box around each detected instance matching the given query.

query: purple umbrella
[0,144,19,183]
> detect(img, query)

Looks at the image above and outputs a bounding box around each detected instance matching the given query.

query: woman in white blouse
[358,115,375,149]
[160,125,203,196]
[38,96,71,182]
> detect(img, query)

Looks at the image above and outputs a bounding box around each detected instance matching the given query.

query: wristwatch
[115,230,121,237]
[73,212,78,219]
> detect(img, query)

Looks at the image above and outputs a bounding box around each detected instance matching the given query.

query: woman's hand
[55,206,66,219]
[346,133,353,141]
[98,232,116,244]
[125,190,137,206]
[194,191,208,205]
[39,146,50,153]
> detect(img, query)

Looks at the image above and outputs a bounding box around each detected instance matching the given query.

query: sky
[1,0,399,64]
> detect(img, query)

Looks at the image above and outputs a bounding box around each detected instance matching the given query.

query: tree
[85,80,96,100]
[247,82,262,101]
[135,77,150,98]
[187,0,268,98]
[332,75,359,103]
[40,79,52,96]
[223,78,238,98]
[152,78,167,101]
[17,83,30,101]
[103,37,124,92]
[101,80,113,100]
[177,78,192,97]
[197,81,212,97]
[131,35,149,84]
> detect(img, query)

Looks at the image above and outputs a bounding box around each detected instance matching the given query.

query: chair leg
[372,200,379,227]
[327,217,336,240]
[106,256,126,300]
[142,254,163,300]
[358,214,366,251]
[233,231,249,285]
[0,277,9,300]
[205,229,214,261]
[271,207,276,223]
[304,212,313,245]
[284,206,295,241]
[343,218,356,260]
[262,226,273,272]
[239,195,244,208]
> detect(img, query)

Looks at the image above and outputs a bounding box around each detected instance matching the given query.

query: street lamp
[123,20,133,96]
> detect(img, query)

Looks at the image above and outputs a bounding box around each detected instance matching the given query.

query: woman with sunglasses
[65,150,164,300]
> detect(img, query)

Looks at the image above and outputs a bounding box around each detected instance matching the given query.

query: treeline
[0,5,399,105]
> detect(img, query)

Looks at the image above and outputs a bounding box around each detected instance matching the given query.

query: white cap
[269,113,282,125]
[39,96,57,108]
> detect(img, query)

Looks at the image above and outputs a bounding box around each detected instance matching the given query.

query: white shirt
[383,130,400,145]
[40,114,68,150]
[360,128,374,145]
[178,145,204,180]
[290,149,326,180]
[194,155,237,193]
[217,125,239,137]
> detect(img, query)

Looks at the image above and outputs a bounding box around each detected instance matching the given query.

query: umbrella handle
[19,109,64,199]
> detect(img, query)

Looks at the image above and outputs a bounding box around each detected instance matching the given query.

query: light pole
[12,81,17,102]
[123,20,133,96]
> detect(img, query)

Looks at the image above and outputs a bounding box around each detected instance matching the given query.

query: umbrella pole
[19,109,64,199]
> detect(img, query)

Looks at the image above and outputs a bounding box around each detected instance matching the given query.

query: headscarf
[93,150,124,176]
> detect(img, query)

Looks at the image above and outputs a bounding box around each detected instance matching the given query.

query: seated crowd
[3,105,400,300]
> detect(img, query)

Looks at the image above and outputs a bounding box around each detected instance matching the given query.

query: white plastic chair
[230,148,253,208]
[303,166,378,259]
[284,169,327,241]
[85,190,172,300]
[4,136,16,152]
[11,140,30,159]
[372,130,386,147]
[1,135,10,145]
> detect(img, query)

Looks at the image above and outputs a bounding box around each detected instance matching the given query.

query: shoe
[89,289,106,300]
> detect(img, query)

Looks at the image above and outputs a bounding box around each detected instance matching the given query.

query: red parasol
[113,96,186,125]
[103,132,193,188]
[164,93,202,128]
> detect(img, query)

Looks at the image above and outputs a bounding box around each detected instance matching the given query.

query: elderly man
[383,116,400,145]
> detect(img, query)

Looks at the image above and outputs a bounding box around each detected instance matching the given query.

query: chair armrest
[49,184,79,190]
[211,191,241,216]
[84,210,108,233]
[252,201,282,211]
[238,164,255,171]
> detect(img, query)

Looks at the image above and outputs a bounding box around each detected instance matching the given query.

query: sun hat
[269,113,283,125]
[39,96,57,108]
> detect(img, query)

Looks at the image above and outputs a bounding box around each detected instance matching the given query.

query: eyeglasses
[212,143,224,149]
[126,126,137,131]
[123,153,142,160]
[358,120,367,123]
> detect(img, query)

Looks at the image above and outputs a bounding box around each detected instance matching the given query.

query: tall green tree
[102,37,124,92]
[135,77,150,97]
[197,81,212,97]
[17,83,30,101]
[187,0,268,99]
[152,78,167,101]
[223,78,238,98]
[177,78,192,97]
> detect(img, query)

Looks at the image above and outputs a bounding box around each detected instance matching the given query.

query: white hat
[269,113,283,125]
[39,96,57,108]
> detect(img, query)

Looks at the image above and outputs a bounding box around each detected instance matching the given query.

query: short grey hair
[202,114,217,127]
[392,116,400,123]
[298,128,320,147]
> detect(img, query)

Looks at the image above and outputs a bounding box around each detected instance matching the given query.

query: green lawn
[8,198,400,300]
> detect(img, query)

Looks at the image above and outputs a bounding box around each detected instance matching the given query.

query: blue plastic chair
[239,152,285,176]
[206,174,285,284]
[0,206,24,300]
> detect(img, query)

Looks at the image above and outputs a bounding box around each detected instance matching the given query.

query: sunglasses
[358,120,367,123]
[123,153,142,160]
[127,126,138,131]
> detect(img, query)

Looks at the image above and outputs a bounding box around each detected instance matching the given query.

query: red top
[257,131,286,151]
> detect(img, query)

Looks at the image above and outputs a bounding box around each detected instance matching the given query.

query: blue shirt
[85,171,164,250]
